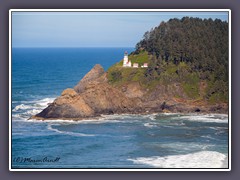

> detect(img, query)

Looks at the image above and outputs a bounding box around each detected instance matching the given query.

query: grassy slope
[107,51,149,86]
[107,51,227,104]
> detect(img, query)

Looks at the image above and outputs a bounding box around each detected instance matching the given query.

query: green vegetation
[107,17,229,104]
[206,80,228,103]
[129,51,149,66]
[107,51,149,85]
[182,73,200,99]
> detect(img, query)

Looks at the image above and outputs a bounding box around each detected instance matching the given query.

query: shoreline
[30,63,228,121]
[29,111,228,122]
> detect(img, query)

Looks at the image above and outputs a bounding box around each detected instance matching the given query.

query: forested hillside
[134,17,228,102]
[108,17,228,103]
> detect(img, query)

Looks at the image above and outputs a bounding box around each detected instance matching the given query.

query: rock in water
[33,65,141,120]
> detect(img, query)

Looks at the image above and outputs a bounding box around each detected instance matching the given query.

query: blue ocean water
[11,48,229,169]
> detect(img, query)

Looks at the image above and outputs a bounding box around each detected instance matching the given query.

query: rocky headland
[31,17,229,120]
[31,64,228,120]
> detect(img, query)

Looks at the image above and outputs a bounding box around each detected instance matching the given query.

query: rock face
[33,64,142,120]
[36,88,94,118]
[32,64,228,120]
[74,64,105,93]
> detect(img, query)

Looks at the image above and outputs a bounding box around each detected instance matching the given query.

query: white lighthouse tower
[123,51,131,67]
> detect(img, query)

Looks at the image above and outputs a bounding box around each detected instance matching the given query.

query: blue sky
[12,11,229,48]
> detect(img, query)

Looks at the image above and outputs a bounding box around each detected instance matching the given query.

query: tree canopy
[134,17,229,103]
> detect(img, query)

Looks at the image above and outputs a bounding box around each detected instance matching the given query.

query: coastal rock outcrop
[33,65,143,120]
[32,64,228,120]
[35,88,94,119]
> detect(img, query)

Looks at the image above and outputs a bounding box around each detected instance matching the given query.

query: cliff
[33,64,141,120]
[32,64,228,120]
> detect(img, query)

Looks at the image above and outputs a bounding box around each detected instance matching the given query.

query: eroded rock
[32,64,228,120]
[74,64,105,93]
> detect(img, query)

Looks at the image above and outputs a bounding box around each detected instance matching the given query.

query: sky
[12,11,229,48]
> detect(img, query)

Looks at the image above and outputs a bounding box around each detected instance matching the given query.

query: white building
[133,63,139,68]
[143,63,148,68]
[123,51,131,67]
[141,63,148,68]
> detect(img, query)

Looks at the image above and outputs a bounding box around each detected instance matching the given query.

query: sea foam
[12,97,56,119]
[128,151,227,168]
[176,114,228,123]
[13,98,55,111]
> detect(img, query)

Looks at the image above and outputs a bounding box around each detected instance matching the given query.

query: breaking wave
[176,114,228,123]
[128,151,227,168]
[143,122,158,128]
[12,97,55,119]
[13,98,55,111]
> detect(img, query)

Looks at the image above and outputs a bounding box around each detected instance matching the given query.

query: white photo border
[9,9,231,171]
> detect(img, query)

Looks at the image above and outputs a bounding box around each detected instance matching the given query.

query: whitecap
[12,97,56,120]
[143,122,157,128]
[24,109,42,115]
[161,112,180,116]
[12,104,32,111]
[36,98,55,107]
[128,151,227,168]
[176,114,228,123]
[13,97,55,111]
[47,124,95,137]
[142,114,157,120]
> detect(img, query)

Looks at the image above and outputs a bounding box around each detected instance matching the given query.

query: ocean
[11,48,229,169]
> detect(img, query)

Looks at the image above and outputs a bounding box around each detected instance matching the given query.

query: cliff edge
[32,64,228,120]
